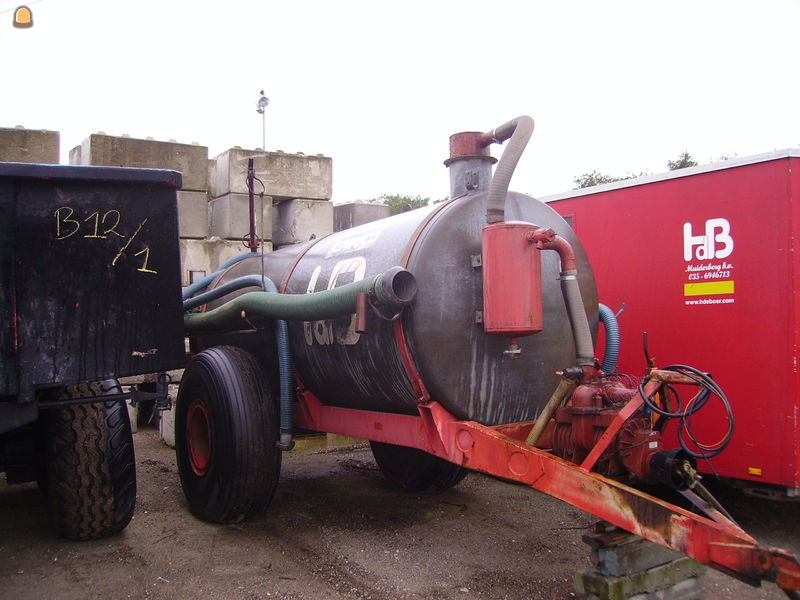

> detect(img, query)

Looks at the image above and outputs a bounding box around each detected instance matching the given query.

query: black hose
[183,274,266,311]
[639,365,734,459]
[182,252,258,300]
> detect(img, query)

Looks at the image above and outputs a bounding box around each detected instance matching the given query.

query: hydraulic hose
[640,364,734,460]
[598,303,620,374]
[183,274,267,311]
[483,116,535,224]
[182,252,260,300]
[184,266,417,334]
[183,273,296,450]
[260,277,294,450]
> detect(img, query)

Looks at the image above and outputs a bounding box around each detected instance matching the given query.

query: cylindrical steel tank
[206,190,597,426]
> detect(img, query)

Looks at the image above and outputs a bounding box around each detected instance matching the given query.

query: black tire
[40,380,136,541]
[176,346,281,524]
[370,441,468,493]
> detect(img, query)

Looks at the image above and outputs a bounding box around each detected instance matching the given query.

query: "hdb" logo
[683,218,734,261]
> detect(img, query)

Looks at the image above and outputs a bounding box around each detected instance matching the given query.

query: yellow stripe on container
[683,281,735,296]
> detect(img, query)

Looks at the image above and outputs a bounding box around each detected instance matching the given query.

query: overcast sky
[1,0,798,203]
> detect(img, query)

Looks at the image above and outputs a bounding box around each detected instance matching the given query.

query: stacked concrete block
[575,523,706,600]
[178,238,273,287]
[334,202,390,231]
[0,126,59,163]
[178,190,210,239]
[209,148,334,247]
[209,148,332,202]
[69,133,211,242]
[273,198,334,246]
[209,193,273,241]
[70,133,208,189]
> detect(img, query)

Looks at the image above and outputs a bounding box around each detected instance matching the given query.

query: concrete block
[126,399,138,434]
[72,134,208,191]
[209,192,272,240]
[628,577,702,600]
[69,144,81,165]
[207,158,216,195]
[158,385,178,448]
[574,558,706,600]
[0,127,59,163]
[595,538,684,577]
[179,238,273,287]
[273,199,333,247]
[209,148,332,201]
[178,190,209,239]
[334,202,390,231]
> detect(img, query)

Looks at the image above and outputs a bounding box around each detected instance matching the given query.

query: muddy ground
[0,427,798,600]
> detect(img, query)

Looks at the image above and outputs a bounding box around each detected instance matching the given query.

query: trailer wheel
[176,346,281,524]
[370,441,468,493]
[40,380,136,540]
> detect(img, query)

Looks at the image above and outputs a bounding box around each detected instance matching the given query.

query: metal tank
[210,189,597,426]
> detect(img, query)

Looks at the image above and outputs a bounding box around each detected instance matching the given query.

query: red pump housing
[551,379,662,482]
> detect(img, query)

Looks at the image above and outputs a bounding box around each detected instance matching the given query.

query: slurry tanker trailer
[178,117,800,595]
[1,117,799,596]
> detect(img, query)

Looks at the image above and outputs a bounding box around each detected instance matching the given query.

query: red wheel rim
[187,399,212,476]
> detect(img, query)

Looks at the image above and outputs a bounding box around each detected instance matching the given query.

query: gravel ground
[0,427,797,599]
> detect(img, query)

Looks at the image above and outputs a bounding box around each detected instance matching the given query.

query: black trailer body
[0,162,186,432]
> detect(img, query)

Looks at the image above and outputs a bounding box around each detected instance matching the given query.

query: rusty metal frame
[293,387,800,592]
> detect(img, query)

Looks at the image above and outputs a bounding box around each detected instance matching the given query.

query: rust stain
[607,486,677,548]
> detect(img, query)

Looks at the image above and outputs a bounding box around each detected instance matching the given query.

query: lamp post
[256,90,269,150]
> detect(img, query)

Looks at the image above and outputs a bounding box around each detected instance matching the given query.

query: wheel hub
[187,399,212,476]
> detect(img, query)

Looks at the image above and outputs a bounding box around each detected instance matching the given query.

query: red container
[481,221,544,336]
[547,150,800,493]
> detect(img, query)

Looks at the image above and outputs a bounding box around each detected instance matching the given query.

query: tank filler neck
[444,132,497,199]
[443,116,535,221]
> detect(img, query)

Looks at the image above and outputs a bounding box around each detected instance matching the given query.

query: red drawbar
[292,387,800,592]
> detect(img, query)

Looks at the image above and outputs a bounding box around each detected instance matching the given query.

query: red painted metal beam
[293,391,800,592]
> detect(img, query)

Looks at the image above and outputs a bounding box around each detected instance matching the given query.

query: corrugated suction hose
[484,116,535,224]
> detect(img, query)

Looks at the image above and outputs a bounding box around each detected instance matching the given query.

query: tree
[574,149,705,189]
[362,194,446,215]
[573,171,628,189]
[667,151,698,171]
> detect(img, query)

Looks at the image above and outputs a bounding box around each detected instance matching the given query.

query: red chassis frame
[294,371,800,594]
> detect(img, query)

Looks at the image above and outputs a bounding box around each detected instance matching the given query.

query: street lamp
[256,90,269,150]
